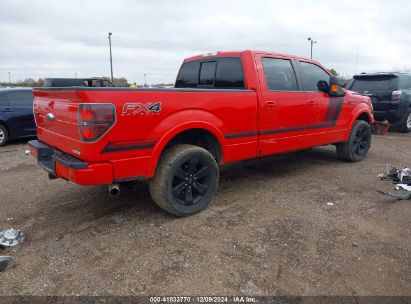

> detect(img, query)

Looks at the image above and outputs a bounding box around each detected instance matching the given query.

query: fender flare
[344,109,373,141]
[146,121,226,178]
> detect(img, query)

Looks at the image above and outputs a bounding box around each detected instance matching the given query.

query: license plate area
[29,140,56,175]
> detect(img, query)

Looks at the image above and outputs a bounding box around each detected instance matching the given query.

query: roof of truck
[183,50,317,63]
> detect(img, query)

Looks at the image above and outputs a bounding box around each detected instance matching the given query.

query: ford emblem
[46,113,55,121]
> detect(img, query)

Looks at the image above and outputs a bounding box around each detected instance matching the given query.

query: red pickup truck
[29,50,373,216]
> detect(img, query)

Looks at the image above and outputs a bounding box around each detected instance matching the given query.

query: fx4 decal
[121,102,161,116]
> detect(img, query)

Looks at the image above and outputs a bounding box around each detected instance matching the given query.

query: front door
[298,61,345,145]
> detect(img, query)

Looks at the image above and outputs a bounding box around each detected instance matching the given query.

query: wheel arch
[0,121,11,138]
[147,122,226,178]
[344,110,373,141]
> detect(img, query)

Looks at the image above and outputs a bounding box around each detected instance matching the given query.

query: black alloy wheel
[171,158,210,206]
[352,125,370,157]
[149,144,219,216]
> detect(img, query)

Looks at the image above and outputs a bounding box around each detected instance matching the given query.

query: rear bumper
[373,110,399,122]
[28,140,113,186]
[372,101,409,122]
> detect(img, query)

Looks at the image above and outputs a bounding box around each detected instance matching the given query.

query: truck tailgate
[33,90,82,156]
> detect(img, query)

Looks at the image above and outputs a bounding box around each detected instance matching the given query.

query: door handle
[1,108,14,112]
[307,100,315,105]
[265,101,275,110]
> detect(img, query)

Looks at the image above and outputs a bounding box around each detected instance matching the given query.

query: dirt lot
[0,133,410,296]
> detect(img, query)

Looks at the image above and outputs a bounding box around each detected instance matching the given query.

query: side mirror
[328,76,346,97]
[317,80,329,93]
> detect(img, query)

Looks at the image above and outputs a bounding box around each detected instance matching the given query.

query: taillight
[392,90,402,102]
[78,104,115,142]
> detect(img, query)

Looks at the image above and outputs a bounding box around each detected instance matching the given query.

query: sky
[1,0,410,85]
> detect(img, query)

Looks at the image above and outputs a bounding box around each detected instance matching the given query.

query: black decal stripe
[260,126,305,135]
[305,122,333,130]
[331,97,344,122]
[225,97,344,140]
[225,132,258,139]
[37,87,255,93]
[102,141,156,153]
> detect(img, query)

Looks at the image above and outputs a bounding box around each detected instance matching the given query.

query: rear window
[175,61,201,88]
[6,91,33,106]
[175,57,245,89]
[349,77,397,91]
[398,75,411,90]
[199,61,216,86]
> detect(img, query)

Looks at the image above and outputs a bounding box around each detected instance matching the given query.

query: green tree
[101,77,129,87]
[329,68,338,76]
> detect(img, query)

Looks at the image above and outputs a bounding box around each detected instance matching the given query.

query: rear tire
[336,120,371,162]
[398,109,411,133]
[149,144,219,216]
[0,125,9,147]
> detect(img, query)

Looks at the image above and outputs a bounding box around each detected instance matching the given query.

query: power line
[114,36,305,49]
[0,38,104,46]
[0,35,305,49]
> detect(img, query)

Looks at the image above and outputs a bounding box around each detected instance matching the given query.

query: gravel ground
[0,134,410,296]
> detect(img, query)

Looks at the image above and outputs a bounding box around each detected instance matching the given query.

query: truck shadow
[220,146,339,181]
[27,146,341,238]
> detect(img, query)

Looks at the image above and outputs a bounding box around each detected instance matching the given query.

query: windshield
[349,76,397,91]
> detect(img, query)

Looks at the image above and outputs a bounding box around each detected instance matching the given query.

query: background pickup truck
[29,50,374,216]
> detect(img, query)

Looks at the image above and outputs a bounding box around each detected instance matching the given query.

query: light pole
[8,72,11,84]
[307,37,317,59]
[108,32,114,83]
[144,74,147,87]
[75,72,77,79]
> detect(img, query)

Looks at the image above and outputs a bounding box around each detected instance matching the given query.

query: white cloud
[0,0,410,84]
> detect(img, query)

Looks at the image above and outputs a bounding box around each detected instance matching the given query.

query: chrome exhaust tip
[108,184,120,198]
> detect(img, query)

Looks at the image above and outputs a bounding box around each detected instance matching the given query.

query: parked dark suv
[0,88,36,146]
[347,72,411,132]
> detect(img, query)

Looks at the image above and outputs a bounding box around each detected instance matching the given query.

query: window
[102,80,114,87]
[262,58,298,91]
[299,61,330,92]
[349,77,396,91]
[215,57,245,88]
[175,60,201,88]
[175,57,245,89]
[398,75,411,90]
[7,91,33,106]
[0,94,9,106]
[199,61,216,86]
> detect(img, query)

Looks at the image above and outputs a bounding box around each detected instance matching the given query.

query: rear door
[0,93,12,134]
[255,55,307,155]
[2,91,35,137]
